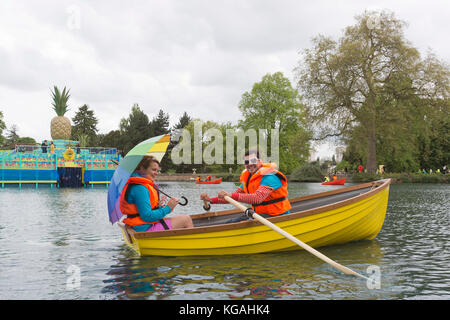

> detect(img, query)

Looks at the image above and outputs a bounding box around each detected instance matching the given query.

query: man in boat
[120,155,193,232]
[200,150,291,222]
[324,175,330,182]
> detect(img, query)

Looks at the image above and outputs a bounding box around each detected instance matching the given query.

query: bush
[290,164,324,182]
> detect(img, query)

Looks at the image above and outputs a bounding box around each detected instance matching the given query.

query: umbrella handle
[178,196,188,206]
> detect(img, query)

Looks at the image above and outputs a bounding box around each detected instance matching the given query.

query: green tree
[161,112,192,172]
[296,10,448,173]
[0,111,6,147]
[98,130,122,148]
[71,104,99,145]
[151,109,170,136]
[119,104,151,154]
[5,124,20,148]
[238,72,311,174]
[173,111,192,130]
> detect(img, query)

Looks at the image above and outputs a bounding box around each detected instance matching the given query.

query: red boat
[196,178,222,184]
[321,178,346,185]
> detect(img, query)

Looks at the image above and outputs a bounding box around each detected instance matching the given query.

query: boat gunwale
[127,179,391,239]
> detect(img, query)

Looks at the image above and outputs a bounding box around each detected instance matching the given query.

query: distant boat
[196,178,222,184]
[321,178,346,185]
[118,179,391,256]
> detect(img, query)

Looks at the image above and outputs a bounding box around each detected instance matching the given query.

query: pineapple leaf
[51,85,70,116]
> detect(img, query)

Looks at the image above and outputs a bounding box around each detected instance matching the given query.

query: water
[0,182,448,300]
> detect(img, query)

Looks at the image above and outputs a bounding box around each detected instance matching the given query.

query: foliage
[71,104,99,146]
[290,164,324,182]
[296,10,449,173]
[119,104,152,154]
[0,111,6,147]
[151,109,170,136]
[51,86,70,116]
[238,72,311,174]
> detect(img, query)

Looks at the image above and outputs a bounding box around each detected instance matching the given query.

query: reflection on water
[0,182,449,299]
[102,240,386,300]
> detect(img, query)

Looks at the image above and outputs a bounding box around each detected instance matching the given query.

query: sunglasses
[244,158,259,165]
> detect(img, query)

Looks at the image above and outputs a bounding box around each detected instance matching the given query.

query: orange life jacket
[240,163,291,216]
[120,176,160,227]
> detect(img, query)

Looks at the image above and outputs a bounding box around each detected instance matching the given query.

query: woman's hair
[135,155,160,171]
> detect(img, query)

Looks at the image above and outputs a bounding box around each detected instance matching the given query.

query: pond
[0,181,448,300]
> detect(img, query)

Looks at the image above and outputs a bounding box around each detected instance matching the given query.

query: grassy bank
[348,172,449,183]
[165,171,449,184]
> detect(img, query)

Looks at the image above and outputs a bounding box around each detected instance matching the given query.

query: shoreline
[158,173,449,184]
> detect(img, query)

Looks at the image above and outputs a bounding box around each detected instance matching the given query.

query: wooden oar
[224,196,369,280]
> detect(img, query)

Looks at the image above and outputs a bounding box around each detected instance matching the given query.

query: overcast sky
[0,0,449,157]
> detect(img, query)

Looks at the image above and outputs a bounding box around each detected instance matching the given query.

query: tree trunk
[366,119,377,174]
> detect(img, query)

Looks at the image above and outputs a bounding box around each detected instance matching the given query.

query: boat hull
[119,179,390,256]
[321,178,346,185]
[195,178,222,184]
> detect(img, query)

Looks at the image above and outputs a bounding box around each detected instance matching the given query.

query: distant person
[50,141,55,154]
[76,143,80,154]
[358,165,363,173]
[41,140,48,153]
[120,155,193,232]
[200,149,291,223]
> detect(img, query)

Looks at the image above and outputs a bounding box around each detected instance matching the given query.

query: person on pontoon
[200,149,291,222]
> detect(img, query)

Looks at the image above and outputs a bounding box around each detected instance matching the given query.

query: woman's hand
[167,198,179,211]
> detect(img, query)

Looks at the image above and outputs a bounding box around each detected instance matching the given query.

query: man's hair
[245,149,260,159]
[135,155,160,171]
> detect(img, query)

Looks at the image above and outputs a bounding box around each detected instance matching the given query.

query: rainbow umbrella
[107,134,171,224]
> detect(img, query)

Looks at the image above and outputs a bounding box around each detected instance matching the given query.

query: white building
[335,146,346,162]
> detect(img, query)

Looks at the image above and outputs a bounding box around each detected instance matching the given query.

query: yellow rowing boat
[118,179,391,256]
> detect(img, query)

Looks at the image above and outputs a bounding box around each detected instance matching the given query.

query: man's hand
[217,190,232,199]
[200,193,211,202]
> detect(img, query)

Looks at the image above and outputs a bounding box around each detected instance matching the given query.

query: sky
[0,0,449,158]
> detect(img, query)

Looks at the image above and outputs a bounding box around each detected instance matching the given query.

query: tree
[296,10,448,173]
[160,111,192,172]
[151,109,170,136]
[98,130,121,149]
[238,72,311,174]
[119,104,152,154]
[5,124,20,148]
[71,104,99,145]
[0,111,6,147]
[173,111,192,130]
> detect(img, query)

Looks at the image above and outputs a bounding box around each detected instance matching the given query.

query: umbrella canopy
[107,134,171,224]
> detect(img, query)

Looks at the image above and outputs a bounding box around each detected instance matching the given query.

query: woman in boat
[200,149,291,222]
[120,155,193,232]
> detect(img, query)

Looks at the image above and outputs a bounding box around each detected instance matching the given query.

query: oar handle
[203,200,211,211]
[157,188,188,206]
[223,196,369,280]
